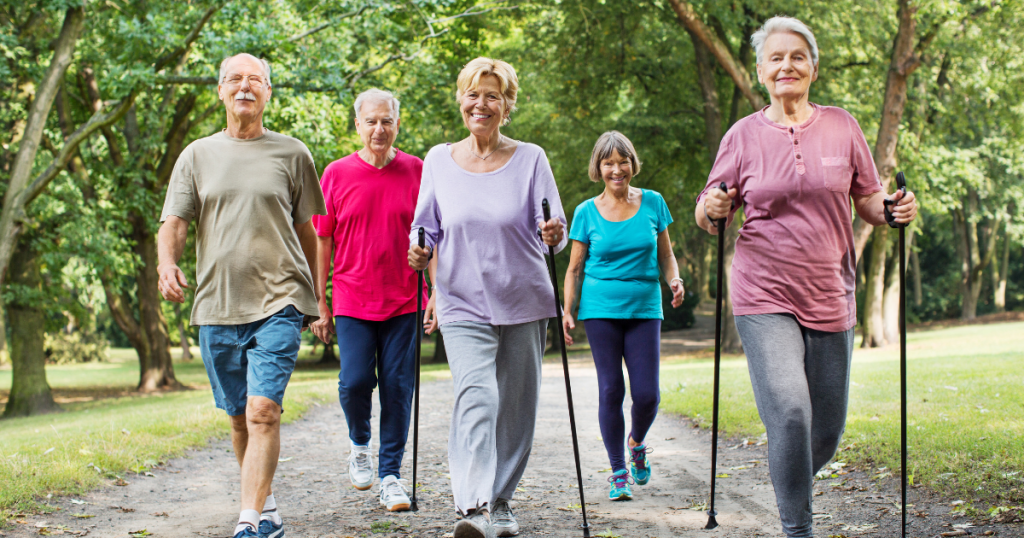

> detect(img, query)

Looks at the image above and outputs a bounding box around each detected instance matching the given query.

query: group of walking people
[157,15,917,538]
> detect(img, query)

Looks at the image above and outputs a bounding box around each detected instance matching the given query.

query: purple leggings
[583,318,661,472]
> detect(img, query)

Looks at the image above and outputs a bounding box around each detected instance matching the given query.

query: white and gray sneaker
[490,499,519,536]
[379,475,411,512]
[348,443,374,490]
[454,510,496,538]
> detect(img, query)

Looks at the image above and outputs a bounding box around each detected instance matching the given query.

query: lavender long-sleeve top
[410,142,568,326]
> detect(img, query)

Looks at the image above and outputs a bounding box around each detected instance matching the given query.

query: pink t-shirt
[314,150,428,321]
[699,105,882,332]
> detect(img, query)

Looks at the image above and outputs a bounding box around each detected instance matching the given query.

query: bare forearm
[563,264,583,316]
[694,199,718,235]
[157,217,188,269]
[854,191,889,226]
[295,221,319,299]
[427,256,438,288]
[316,236,333,307]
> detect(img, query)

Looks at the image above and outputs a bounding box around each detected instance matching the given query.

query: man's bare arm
[294,219,319,300]
[157,216,190,303]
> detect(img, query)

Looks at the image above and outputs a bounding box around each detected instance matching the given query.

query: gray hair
[354,88,400,120]
[751,16,819,66]
[588,131,641,182]
[218,53,272,87]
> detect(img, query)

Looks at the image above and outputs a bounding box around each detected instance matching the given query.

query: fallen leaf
[277,457,292,463]
[151,512,168,517]
[70,500,86,505]
[940,531,968,537]
[71,514,95,519]
[128,530,152,537]
[114,479,129,486]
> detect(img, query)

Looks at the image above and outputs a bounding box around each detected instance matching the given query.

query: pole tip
[410,501,418,512]
[704,511,719,530]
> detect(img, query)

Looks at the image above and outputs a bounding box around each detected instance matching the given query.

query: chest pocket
[820,157,852,193]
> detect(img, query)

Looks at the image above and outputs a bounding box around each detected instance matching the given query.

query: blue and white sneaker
[608,469,633,501]
[629,444,653,485]
[258,517,285,538]
[233,525,258,538]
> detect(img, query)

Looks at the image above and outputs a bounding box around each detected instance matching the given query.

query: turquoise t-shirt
[569,189,673,320]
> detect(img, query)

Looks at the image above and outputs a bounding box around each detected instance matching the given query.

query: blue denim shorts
[198,305,304,416]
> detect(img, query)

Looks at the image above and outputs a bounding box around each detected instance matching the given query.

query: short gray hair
[354,88,400,119]
[218,53,272,87]
[751,16,819,66]
[588,131,641,182]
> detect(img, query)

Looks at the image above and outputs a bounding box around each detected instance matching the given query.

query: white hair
[751,16,819,66]
[354,88,400,120]
[218,54,272,87]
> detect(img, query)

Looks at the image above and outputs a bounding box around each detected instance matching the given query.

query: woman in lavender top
[407,57,567,538]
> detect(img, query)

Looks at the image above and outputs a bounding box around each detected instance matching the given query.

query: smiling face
[459,74,506,137]
[217,54,271,125]
[599,149,634,194]
[355,99,400,156]
[756,31,818,103]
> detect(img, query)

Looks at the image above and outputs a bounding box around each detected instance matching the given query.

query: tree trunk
[0,297,7,365]
[721,223,743,353]
[910,238,922,307]
[173,303,193,360]
[853,0,926,263]
[3,241,59,417]
[994,225,1009,312]
[318,336,338,364]
[862,227,889,348]
[954,190,1000,320]
[134,222,179,391]
[667,0,765,110]
[0,7,85,288]
[430,332,448,364]
[698,240,712,303]
[883,228,912,343]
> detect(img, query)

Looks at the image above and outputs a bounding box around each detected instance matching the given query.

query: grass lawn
[0,345,450,523]
[660,321,1024,510]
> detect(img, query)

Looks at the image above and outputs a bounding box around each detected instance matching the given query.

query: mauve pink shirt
[698,104,882,332]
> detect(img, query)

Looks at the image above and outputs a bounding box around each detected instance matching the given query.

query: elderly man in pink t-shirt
[696,17,917,538]
[309,88,426,513]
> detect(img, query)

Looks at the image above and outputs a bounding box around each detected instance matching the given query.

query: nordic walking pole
[885,172,908,537]
[410,227,425,511]
[705,181,728,530]
[540,198,591,538]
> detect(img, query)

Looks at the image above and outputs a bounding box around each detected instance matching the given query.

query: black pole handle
[418,227,425,248]
[884,172,908,229]
[715,182,728,232]
[542,198,552,223]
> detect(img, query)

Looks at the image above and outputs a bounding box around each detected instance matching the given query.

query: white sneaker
[379,475,411,512]
[348,443,374,490]
[491,499,519,536]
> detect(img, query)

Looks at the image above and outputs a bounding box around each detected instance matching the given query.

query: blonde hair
[588,131,642,182]
[456,57,519,126]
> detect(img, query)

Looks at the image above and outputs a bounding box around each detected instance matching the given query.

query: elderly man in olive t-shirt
[157,53,325,538]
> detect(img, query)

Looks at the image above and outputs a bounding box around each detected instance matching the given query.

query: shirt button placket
[792,127,806,175]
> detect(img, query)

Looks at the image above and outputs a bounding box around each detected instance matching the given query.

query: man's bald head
[219,53,272,87]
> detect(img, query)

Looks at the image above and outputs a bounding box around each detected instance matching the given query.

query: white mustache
[233,91,256,101]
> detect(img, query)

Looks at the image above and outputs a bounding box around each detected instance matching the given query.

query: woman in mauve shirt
[695,16,917,538]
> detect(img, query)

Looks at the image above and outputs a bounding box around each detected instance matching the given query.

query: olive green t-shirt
[161,130,327,326]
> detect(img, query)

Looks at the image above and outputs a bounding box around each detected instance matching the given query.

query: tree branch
[429,3,519,24]
[22,91,138,205]
[154,2,229,73]
[288,5,370,42]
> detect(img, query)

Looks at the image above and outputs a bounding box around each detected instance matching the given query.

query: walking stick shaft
[411,227,425,511]
[886,172,909,537]
[705,182,727,530]
[541,199,590,537]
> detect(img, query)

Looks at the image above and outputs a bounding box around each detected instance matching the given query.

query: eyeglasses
[222,74,267,89]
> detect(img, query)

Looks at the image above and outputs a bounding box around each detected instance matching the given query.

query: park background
[0,0,1022,530]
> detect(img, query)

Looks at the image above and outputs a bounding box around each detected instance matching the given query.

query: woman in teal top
[563,131,685,502]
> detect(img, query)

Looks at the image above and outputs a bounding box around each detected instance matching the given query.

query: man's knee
[246,396,281,430]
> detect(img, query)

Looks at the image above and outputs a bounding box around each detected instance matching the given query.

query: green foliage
[43,331,109,365]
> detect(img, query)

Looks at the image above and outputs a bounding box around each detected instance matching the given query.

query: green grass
[0,347,450,523]
[660,321,1024,507]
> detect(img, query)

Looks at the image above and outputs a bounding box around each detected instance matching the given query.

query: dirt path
[11,362,789,538]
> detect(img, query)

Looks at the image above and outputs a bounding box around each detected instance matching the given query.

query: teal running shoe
[629,444,653,485]
[608,469,633,501]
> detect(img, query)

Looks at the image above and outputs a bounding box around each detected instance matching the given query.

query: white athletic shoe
[454,511,496,538]
[379,475,411,512]
[348,443,374,490]
[491,499,519,536]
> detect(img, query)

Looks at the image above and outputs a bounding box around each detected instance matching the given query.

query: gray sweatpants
[734,313,854,538]
[440,319,547,516]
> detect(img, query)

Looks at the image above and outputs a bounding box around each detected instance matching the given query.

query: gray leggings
[734,313,854,538]
[440,319,547,516]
